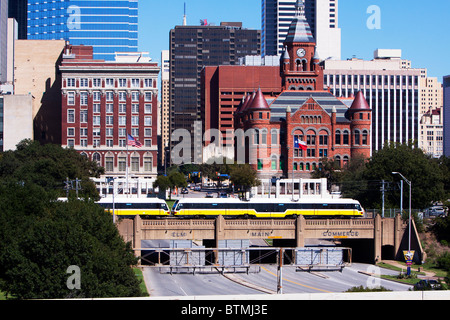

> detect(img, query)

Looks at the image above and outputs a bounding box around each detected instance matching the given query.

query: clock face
[297,48,306,57]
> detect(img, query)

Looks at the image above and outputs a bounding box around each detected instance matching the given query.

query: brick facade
[60,44,160,178]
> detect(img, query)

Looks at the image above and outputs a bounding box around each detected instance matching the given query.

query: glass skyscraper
[27,0,138,61]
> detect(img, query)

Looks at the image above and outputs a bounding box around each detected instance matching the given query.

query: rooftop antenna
[183,2,187,26]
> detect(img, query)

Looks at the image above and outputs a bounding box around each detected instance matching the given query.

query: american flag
[127,134,142,148]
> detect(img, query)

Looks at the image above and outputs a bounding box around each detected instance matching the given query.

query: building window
[93,116,101,126]
[80,128,88,137]
[67,139,75,148]
[257,159,263,170]
[319,149,328,158]
[105,78,114,88]
[271,130,278,145]
[145,139,152,147]
[132,104,139,113]
[354,130,361,145]
[80,92,88,106]
[106,104,114,113]
[145,92,152,101]
[343,130,350,145]
[106,128,114,137]
[93,91,100,101]
[131,128,139,137]
[67,109,75,123]
[144,156,153,172]
[144,116,152,126]
[119,104,126,113]
[105,157,114,172]
[145,104,152,113]
[80,78,88,87]
[131,157,140,172]
[119,128,126,137]
[144,79,153,88]
[131,116,139,126]
[93,79,101,87]
[106,91,114,101]
[93,128,101,137]
[67,92,75,105]
[119,116,126,126]
[362,130,369,145]
[335,130,341,145]
[67,78,76,87]
[118,79,127,88]
[119,91,127,102]
[67,128,75,137]
[93,139,101,148]
[80,110,88,123]
[131,79,140,88]
[271,156,277,170]
[118,157,126,172]
[131,91,139,101]
[145,128,152,137]
[93,153,101,164]
[80,139,88,147]
[93,104,101,113]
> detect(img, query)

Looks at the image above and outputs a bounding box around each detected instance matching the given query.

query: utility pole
[277,248,284,294]
[381,180,385,218]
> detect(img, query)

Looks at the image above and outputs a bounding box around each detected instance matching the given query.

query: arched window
[271,155,277,170]
[93,152,101,165]
[335,155,341,168]
[354,130,361,145]
[343,156,349,168]
[362,130,369,145]
[299,163,304,171]
[335,130,341,145]
[261,129,267,145]
[293,163,298,171]
[343,130,350,145]
[271,129,279,146]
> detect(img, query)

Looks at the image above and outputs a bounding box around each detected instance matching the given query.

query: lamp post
[107,177,116,224]
[392,172,412,275]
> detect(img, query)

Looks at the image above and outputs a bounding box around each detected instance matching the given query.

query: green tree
[0,140,103,199]
[0,141,142,299]
[229,164,260,199]
[341,142,445,210]
[0,184,142,299]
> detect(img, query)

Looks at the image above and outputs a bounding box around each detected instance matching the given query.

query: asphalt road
[142,263,412,297]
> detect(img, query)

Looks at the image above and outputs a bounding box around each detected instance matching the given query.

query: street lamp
[392,172,412,275]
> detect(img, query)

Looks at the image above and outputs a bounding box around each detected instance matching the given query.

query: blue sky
[139,0,450,80]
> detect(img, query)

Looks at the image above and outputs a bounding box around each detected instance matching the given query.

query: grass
[134,267,149,297]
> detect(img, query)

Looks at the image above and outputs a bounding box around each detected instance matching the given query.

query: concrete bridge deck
[118,214,424,264]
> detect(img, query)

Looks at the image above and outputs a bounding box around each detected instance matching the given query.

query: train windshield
[172,200,179,211]
[355,204,363,212]
[161,203,169,211]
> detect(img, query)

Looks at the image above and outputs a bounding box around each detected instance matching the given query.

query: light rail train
[97,198,171,218]
[171,198,365,219]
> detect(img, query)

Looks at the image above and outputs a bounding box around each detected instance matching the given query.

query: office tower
[160,50,170,168]
[0,0,7,83]
[26,0,138,61]
[262,0,341,60]
[169,22,260,163]
[444,76,450,157]
[60,44,160,178]
[324,49,422,152]
[8,0,27,39]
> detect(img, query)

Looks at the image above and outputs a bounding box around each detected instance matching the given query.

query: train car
[171,197,365,219]
[97,198,170,218]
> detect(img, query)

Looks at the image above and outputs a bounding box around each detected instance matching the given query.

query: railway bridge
[118,214,424,264]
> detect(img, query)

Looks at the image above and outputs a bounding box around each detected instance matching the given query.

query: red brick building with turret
[202,0,371,178]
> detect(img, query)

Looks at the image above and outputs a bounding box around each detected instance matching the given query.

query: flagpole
[126,135,129,197]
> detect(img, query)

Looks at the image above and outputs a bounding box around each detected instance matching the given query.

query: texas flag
[294,136,308,150]
[127,134,142,148]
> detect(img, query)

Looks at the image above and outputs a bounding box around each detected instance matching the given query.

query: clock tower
[281,0,323,91]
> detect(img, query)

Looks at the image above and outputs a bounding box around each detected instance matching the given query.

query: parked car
[194,186,201,191]
[206,192,214,198]
[181,188,189,194]
[414,279,442,291]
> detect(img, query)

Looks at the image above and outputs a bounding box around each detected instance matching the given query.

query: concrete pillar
[296,215,305,248]
[133,215,142,258]
[374,214,382,263]
[215,215,225,264]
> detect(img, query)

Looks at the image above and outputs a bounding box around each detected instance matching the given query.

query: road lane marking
[261,266,332,293]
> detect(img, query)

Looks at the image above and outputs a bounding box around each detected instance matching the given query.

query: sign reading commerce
[322,230,360,239]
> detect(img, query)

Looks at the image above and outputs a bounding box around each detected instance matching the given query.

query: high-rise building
[444,75,450,157]
[169,22,261,162]
[323,50,422,152]
[0,0,7,83]
[8,0,27,39]
[262,0,341,60]
[26,0,138,61]
[60,44,159,178]
[160,50,170,168]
